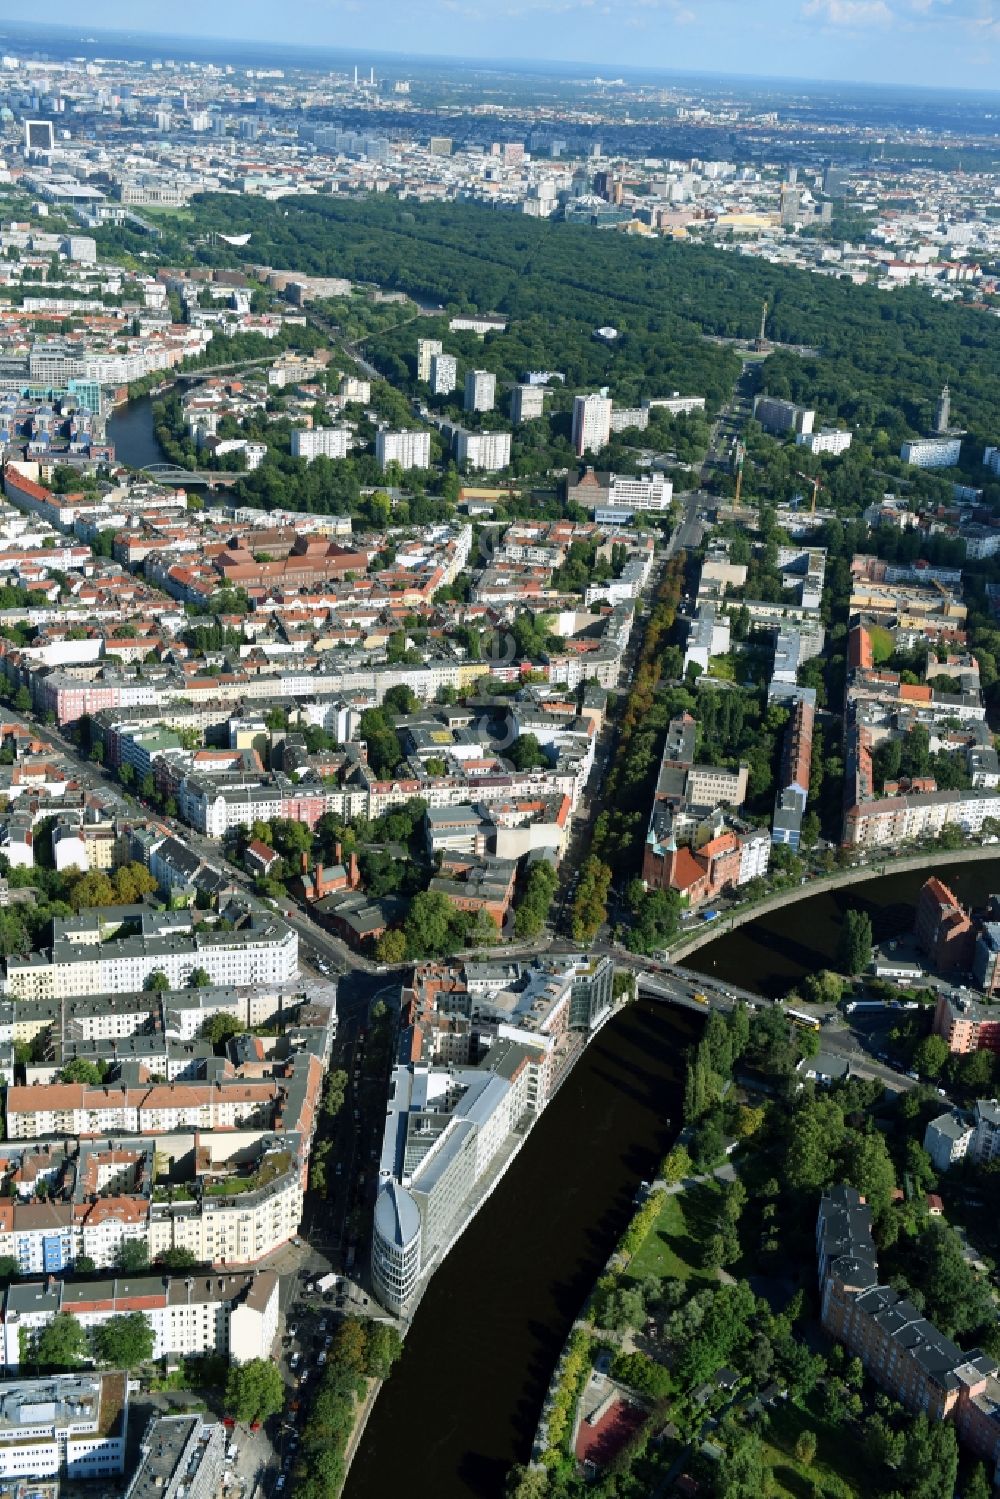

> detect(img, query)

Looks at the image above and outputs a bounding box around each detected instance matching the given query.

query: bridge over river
[140,463,241,488]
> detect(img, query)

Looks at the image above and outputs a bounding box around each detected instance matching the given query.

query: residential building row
[2,1268,278,1370]
[818,1185,1000,1465]
[3,906,298,1001]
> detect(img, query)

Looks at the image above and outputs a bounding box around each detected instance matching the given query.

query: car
[317,1351,327,1366]
[275,1479,286,1493]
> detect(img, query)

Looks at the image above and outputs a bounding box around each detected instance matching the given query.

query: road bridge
[139,463,241,488]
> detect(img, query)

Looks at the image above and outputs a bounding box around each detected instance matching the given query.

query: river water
[684,857,1000,997]
[346,999,693,1499]
[107,396,167,472]
[345,858,1000,1499]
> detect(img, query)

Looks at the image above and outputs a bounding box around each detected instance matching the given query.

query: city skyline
[3,3,1000,92]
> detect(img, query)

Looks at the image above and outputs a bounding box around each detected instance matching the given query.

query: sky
[5,0,1000,91]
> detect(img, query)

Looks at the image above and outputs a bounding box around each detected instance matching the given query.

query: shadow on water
[685,858,1000,997]
[344,998,685,1499]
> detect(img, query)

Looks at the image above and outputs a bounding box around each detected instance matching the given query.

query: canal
[346,858,1000,1499]
[107,395,167,471]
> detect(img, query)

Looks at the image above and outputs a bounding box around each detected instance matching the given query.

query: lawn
[759,1395,867,1498]
[626,1181,723,1284]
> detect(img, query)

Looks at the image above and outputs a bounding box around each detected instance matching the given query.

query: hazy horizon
[2,5,1000,94]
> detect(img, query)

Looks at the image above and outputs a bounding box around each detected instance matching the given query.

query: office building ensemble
[0,1372,127,1482]
[126,1414,226,1499]
[372,955,614,1313]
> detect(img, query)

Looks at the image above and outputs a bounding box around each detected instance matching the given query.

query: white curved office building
[372,1180,422,1314]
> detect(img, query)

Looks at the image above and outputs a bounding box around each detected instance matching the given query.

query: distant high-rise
[936,384,951,434]
[510,384,545,423]
[464,370,495,414]
[572,393,613,458]
[823,162,848,198]
[417,338,442,383]
[23,120,54,154]
[430,353,457,396]
[779,184,801,226]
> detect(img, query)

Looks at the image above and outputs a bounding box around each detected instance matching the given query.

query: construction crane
[796,471,825,514]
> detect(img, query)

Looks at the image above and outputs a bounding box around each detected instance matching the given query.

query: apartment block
[4,908,298,1001]
[125,1415,225,1499]
[454,429,511,471]
[914,878,975,973]
[901,436,962,468]
[374,955,614,1313]
[3,1270,278,1370]
[463,370,495,413]
[430,353,457,396]
[818,1185,1000,1464]
[375,429,431,472]
[416,338,442,382]
[796,427,852,455]
[290,426,350,461]
[509,384,545,422]
[571,393,612,457]
[753,396,815,436]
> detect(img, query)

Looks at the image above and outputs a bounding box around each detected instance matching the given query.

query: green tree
[505,1467,549,1499]
[660,1144,692,1184]
[403,891,464,959]
[374,929,407,964]
[362,1323,403,1380]
[224,1358,285,1425]
[144,970,171,993]
[785,1095,845,1192]
[837,909,873,976]
[189,967,212,989]
[794,1428,817,1467]
[601,1286,646,1332]
[156,1247,199,1270]
[13,686,30,714]
[332,1317,368,1376]
[200,1013,242,1047]
[964,1463,992,1499]
[74,1255,96,1275]
[94,1312,155,1370]
[115,1239,149,1273]
[913,1034,950,1079]
[899,1411,958,1499]
[36,1312,86,1371]
[58,1058,105,1085]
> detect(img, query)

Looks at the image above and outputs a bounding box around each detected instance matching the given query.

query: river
[107,395,168,471]
[345,857,1000,1499]
[346,998,693,1499]
[683,856,1000,997]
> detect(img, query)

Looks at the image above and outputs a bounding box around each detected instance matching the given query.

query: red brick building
[914,876,975,974]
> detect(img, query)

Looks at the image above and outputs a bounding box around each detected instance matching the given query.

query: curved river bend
[345,858,1000,1499]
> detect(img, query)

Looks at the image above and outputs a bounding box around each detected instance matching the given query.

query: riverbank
[338,992,629,1491]
[668,843,1000,963]
[345,997,687,1499]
